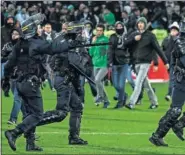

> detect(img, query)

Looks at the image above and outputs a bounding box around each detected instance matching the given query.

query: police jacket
[125,30,168,65]
[108,33,130,65]
[172,35,185,70]
[4,35,69,78]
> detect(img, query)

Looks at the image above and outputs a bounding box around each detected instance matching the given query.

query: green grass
[1,83,185,154]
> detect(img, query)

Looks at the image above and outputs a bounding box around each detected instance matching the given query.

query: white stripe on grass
[37,132,174,135]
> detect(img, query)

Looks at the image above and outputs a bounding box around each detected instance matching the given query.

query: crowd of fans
[1,1,185,33]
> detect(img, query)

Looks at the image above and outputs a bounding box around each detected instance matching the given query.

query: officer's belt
[55,71,66,77]
[17,74,39,82]
[174,66,185,77]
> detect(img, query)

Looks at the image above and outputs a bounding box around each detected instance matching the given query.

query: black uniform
[149,20,185,146]
[37,33,88,145]
[4,13,69,152]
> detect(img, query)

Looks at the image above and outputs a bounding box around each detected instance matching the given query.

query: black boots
[149,133,168,147]
[69,134,88,145]
[25,131,43,151]
[149,107,182,147]
[4,128,23,151]
[172,113,185,141]
[69,112,88,145]
[5,127,42,152]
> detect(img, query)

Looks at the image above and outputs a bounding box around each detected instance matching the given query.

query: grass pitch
[1,83,185,154]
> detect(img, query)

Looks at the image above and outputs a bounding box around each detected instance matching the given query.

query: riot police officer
[4,13,69,152]
[36,22,89,145]
[149,20,185,146]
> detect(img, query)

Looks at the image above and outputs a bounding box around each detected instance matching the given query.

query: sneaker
[103,102,110,108]
[7,120,16,126]
[104,80,109,86]
[149,104,158,109]
[52,88,56,92]
[94,97,103,106]
[165,95,171,102]
[113,96,118,101]
[125,103,134,110]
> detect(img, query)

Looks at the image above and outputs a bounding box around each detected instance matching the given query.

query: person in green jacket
[103,8,116,26]
[89,24,110,108]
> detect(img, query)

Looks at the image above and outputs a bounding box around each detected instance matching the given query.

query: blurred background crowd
[1,1,185,32]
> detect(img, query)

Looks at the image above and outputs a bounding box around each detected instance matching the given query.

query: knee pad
[55,110,68,122]
[159,107,182,126]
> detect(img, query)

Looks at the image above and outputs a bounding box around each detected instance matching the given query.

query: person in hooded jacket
[1,28,26,125]
[108,21,130,108]
[1,15,16,93]
[1,15,16,48]
[125,17,169,110]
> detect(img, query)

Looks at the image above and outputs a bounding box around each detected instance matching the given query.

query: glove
[1,77,10,91]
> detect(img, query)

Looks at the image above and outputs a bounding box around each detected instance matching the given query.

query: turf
[1,83,185,154]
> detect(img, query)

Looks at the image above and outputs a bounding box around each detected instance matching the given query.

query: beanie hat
[137,17,147,29]
[169,21,180,31]
[115,21,124,28]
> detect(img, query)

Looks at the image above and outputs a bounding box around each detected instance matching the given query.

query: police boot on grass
[68,112,88,145]
[24,129,43,151]
[172,112,185,141]
[149,107,182,147]
[4,128,23,151]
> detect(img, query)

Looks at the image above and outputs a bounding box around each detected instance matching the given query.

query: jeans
[1,63,5,80]
[80,75,97,103]
[112,64,129,102]
[9,80,23,122]
[94,67,108,102]
[129,63,158,106]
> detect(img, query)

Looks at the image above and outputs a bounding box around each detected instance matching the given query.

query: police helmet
[67,21,84,34]
[21,13,44,39]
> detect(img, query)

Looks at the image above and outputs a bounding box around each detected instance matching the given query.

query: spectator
[103,8,116,26]
[67,5,75,21]
[171,4,181,23]
[125,17,169,110]
[141,8,149,21]
[41,23,56,91]
[109,21,129,109]
[1,15,16,48]
[129,7,141,32]
[89,24,110,108]
[15,8,29,24]
[121,10,129,30]
[61,22,68,34]
[77,6,96,26]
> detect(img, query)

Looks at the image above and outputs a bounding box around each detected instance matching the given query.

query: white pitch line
[36,132,174,135]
